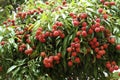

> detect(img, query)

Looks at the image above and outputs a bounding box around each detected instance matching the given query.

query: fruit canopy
[0,0,120,80]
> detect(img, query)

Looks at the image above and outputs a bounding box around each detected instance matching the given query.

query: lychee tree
[0,0,25,25]
[0,0,120,80]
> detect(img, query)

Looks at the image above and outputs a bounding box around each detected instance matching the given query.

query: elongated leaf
[12,67,20,77]
[62,36,69,57]
[7,65,17,73]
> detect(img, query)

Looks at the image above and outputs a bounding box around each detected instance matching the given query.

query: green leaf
[54,14,59,22]
[62,35,69,57]
[112,72,120,79]
[32,20,40,35]
[0,36,3,41]
[12,67,20,77]
[7,65,17,73]
[8,38,14,43]
[61,13,66,19]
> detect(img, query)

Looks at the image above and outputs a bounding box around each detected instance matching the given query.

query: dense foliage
[0,0,25,25]
[0,0,120,80]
